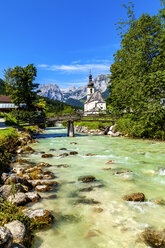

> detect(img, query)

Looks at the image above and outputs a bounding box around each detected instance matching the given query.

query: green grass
[0,127,17,139]
[74,121,113,130]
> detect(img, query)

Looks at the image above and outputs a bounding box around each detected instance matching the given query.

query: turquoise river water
[21,126,165,248]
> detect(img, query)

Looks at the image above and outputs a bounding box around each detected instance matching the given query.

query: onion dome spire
[87,70,94,87]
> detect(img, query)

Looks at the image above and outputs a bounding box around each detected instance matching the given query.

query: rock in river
[58,153,69,157]
[0,184,24,200]
[70,151,78,155]
[4,220,26,244]
[25,192,41,202]
[114,170,132,175]
[41,154,53,158]
[35,185,52,192]
[142,228,165,247]
[86,153,97,156]
[23,209,53,226]
[5,175,32,190]
[78,176,96,183]
[0,226,13,248]
[7,192,29,206]
[123,192,145,202]
[36,162,51,168]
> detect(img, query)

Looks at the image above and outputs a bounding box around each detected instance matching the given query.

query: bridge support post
[67,121,75,137]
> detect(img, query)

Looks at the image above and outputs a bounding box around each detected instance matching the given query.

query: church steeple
[87,72,95,100]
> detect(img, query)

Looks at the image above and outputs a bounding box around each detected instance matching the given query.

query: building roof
[85,91,106,104]
[0,96,12,103]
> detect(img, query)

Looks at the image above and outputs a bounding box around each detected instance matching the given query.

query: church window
[90,88,92,94]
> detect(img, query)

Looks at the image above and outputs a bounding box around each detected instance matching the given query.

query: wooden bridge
[47,114,118,137]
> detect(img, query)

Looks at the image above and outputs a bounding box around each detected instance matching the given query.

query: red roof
[0,96,12,103]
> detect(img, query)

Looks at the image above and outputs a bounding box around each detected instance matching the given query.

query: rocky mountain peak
[38,74,110,104]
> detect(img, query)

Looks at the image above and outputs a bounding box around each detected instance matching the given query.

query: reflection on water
[21,127,165,248]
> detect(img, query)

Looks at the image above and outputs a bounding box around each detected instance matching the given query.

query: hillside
[37,96,81,115]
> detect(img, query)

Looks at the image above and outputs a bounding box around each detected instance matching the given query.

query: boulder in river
[105,160,116,164]
[114,170,132,175]
[59,148,67,150]
[70,142,77,145]
[58,153,69,157]
[36,162,51,167]
[5,175,33,190]
[0,184,24,200]
[123,192,145,202]
[4,220,26,244]
[79,186,93,192]
[0,226,13,248]
[41,154,53,158]
[151,199,164,205]
[86,153,97,156]
[23,209,53,226]
[142,228,165,247]
[7,192,29,206]
[17,146,35,154]
[70,151,78,155]
[78,176,96,183]
[77,197,100,205]
[56,164,69,168]
[35,185,52,192]
[49,149,56,151]
[29,180,58,187]
[25,192,41,202]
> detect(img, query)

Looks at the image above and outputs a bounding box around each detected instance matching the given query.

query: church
[84,74,106,115]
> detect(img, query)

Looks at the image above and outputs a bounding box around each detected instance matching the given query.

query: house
[0,96,25,112]
[84,74,106,115]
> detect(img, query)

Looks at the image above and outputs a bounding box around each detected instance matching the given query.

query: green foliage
[35,98,47,113]
[116,113,165,140]
[107,2,165,139]
[5,109,45,126]
[0,197,31,226]
[0,78,6,95]
[4,64,39,110]
[36,96,78,116]
[0,128,19,177]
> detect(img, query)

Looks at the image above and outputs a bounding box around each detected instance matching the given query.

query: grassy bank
[0,127,20,178]
[74,121,113,130]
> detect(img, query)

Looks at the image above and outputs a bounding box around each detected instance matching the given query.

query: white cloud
[38,63,110,74]
[37,64,48,68]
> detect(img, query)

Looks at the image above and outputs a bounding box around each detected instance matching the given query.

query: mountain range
[39,74,110,107]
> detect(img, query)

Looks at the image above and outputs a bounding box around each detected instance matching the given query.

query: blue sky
[0,0,162,89]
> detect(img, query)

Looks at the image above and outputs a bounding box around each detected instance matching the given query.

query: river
[21,126,165,248]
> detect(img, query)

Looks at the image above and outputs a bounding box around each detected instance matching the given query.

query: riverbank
[74,124,122,137]
[0,126,55,248]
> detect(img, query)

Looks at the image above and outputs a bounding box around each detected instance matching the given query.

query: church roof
[85,91,106,104]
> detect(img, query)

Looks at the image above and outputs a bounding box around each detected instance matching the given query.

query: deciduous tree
[4,64,39,110]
